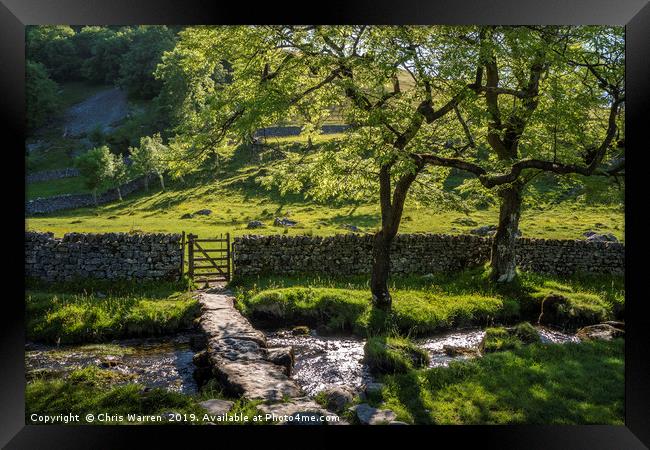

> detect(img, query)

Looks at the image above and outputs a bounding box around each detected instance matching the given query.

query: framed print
[2,0,649,447]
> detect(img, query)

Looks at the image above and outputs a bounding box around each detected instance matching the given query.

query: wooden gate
[187,233,231,283]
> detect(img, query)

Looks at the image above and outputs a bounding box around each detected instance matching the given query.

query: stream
[26,327,579,398]
[267,326,580,396]
[25,333,201,394]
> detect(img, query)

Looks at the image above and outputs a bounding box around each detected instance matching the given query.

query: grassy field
[25,173,624,241]
[232,268,624,336]
[26,279,199,344]
[366,339,624,424]
[27,176,90,200]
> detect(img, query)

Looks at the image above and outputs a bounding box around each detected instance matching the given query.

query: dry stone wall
[26,174,155,215]
[232,234,624,277]
[25,231,182,282]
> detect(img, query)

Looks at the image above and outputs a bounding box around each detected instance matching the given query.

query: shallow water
[266,331,371,396]
[266,326,579,396]
[25,334,201,394]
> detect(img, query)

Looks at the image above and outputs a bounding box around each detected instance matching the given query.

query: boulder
[99,356,121,368]
[469,225,497,236]
[538,293,569,326]
[274,217,298,227]
[247,220,265,229]
[180,213,193,219]
[342,224,361,232]
[198,399,234,416]
[319,385,355,413]
[291,326,310,336]
[257,398,343,425]
[266,346,295,376]
[443,345,481,358]
[194,209,212,216]
[365,383,384,394]
[576,323,624,341]
[585,233,618,242]
[349,403,397,425]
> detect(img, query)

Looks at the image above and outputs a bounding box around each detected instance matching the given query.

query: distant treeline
[26,25,180,130]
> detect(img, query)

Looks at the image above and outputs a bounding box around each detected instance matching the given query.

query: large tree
[417,26,624,282]
[159,25,482,310]
[158,25,623,311]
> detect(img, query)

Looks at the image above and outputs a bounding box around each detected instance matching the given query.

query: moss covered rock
[479,322,541,353]
[364,337,430,374]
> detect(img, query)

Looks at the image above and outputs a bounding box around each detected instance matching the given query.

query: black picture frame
[3,0,649,447]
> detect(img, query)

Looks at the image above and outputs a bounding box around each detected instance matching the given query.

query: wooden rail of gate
[187,232,231,283]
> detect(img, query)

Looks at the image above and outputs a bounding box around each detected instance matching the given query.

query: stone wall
[232,234,624,277]
[26,174,155,215]
[25,231,183,282]
[254,124,349,138]
[26,167,80,183]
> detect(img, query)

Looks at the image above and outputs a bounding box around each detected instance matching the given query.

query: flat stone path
[198,287,302,401]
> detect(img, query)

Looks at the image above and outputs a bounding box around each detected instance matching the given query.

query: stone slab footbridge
[194,286,347,425]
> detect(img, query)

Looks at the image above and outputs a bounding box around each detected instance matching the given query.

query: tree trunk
[144,176,149,192]
[370,230,392,311]
[92,189,98,207]
[159,173,165,191]
[116,186,123,201]
[489,183,523,283]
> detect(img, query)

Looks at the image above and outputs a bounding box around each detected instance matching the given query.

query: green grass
[367,339,624,425]
[58,81,112,109]
[232,268,624,336]
[26,279,200,344]
[25,176,624,241]
[27,176,90,200]
[364,336,430,374]
[26,366,264,425]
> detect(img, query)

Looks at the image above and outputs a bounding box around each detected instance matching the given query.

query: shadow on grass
[407,339,625,424]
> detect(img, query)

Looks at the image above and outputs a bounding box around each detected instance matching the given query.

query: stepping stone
[257,398,346,425]
[349,403,397,425]
[199,399,234,416]
[209,356,302,401]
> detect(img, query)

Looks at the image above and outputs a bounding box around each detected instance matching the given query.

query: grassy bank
[233,268,624,336]
[366,339,624,425]
[26,367,262,425]
[26,279,200,344]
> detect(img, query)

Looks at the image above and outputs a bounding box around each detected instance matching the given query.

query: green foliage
[26,60,61,130]
[73,146,115,201]
[25,284,199,344]
[129,133,169,189]
[372,339,624,425]
[26,26,80,81]
[79,27,133,84]
[118,26,176,99]
[106,153,131,194]
[364,336,430,374]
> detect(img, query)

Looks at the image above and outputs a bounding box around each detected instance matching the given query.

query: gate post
[188,233,195,279]
[226,232,231,281]
[180,231,186,280]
